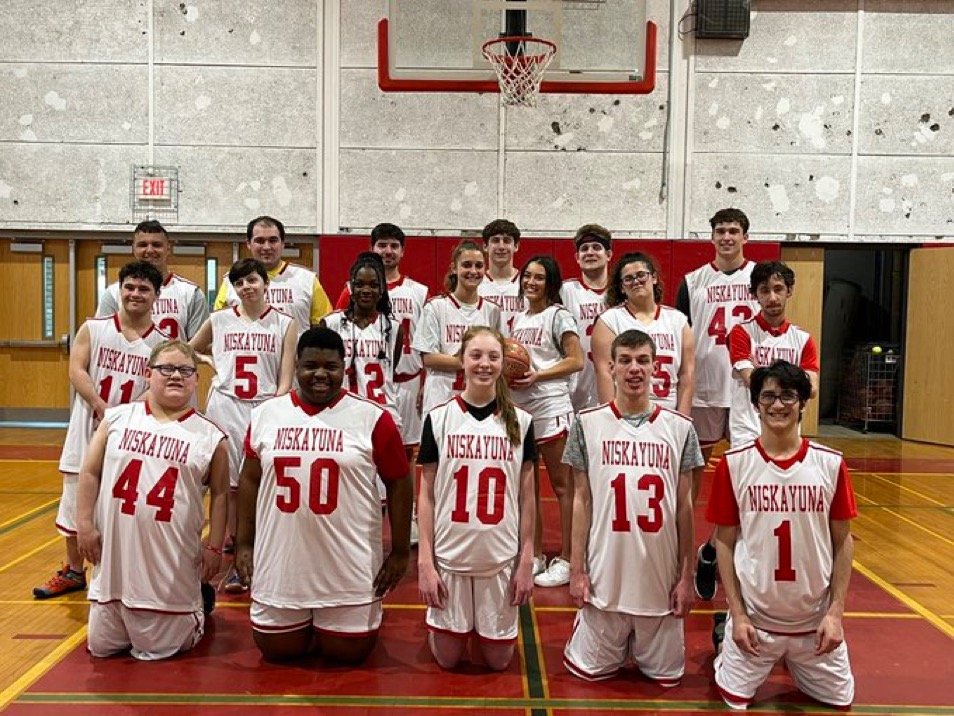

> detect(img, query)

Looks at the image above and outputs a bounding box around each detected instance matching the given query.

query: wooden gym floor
[0,427,952,715]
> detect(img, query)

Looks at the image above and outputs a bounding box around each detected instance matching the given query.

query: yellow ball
[871,346,882,354]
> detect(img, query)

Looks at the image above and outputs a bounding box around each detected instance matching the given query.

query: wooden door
[781,246,824,437]
[902,248,954,445]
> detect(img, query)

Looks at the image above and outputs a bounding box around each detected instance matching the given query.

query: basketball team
[34,209,856,711]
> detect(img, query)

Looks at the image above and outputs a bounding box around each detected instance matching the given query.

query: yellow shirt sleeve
[212,278,230,310]
[310,276,333,326]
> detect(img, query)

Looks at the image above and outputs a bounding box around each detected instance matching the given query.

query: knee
[318,634,377,666]
[253,629,313,662]
[429,632,466,670]
[481,643,515,672]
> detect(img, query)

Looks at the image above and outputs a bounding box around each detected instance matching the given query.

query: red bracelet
[205,544,223,554]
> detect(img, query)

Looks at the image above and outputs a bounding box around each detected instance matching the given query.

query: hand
[77,527,102,565]
[200,547,222,583]
[510,560,533,606]
[669,576,696,618]
[569,570,591,608]
[418,562,447,609]
[234,544,254,586]
[731,613,761,656]
[814,613,844,655]
[510,370,539,389]
[92,398,108,425]
[373,549,409,598]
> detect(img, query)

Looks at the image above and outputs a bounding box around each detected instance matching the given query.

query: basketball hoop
[481,36,557,107]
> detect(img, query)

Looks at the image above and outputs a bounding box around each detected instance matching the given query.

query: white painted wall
[0,0,950,240]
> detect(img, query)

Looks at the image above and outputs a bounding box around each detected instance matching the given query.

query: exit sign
[136,178,171,201]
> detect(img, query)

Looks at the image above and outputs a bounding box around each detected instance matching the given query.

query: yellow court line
[853,470,954,479]
[853,560,954,640]
[859,472,949,507]
[532,605,920,619]
[855,493,954,547]
[0,498,60,532]
[0,459,59,464]
[0,626,87,711]
[0,536,61,574]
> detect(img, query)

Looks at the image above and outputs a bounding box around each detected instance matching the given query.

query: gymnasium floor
[1,427,952,715]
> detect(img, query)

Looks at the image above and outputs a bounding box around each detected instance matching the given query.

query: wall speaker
[696,0,751,40]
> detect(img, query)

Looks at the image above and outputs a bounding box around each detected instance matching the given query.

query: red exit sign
[136,178,171,201]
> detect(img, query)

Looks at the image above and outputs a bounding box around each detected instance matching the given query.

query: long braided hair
[457,326,522,447]
[343,251,396,374]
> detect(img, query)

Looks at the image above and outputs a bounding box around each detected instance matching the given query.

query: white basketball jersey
[709,440,857,633]
[323,310,402,431]
[59,316,169,474]
[209,306,293,401]
[102,273,202,340]
[598,305,689,411]
[684,262,759,408]
[412,295,502,415]
[478,274,524,334]
[247,391,402,608]
[577,403,694,616]
[510,305,577,419]
[220,262,316,336]
[728,316,819,447]
[89,402,226,612]
[429,397,533,576]
[560,279,607,412]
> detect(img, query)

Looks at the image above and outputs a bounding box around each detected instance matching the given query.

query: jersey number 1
[112,458,179,522]
[773,520,797,581]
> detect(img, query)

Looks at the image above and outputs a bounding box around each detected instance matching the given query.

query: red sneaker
[33,565,87,599]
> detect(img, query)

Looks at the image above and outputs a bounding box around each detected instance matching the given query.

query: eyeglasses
[757,391,800,406]
[151,364,198,378]
[621,271,652,286]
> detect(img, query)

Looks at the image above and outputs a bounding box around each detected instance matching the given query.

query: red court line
[0,446,61,460]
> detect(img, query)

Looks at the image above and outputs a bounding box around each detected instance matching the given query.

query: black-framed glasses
[151,364,198,378]
[757,390,800,406]
[621,271,652,286]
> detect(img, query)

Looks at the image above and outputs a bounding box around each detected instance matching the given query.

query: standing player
[97,220,209,340]
[478,219,524,334]
[510,256,584,587]
[417,326,536,671]
[75,340,229,660]
[707,361,856,711]
[235,328,411,665]
[560,224,613,413]
[674,208,760,600]
[190,258,297,590]
[728,261,819,448]
[563,329,702,683]
[214,216,332,336]
[592,253,695,414]
[323,252,404,431]
[34,262,169,599]
[413,240,503,416]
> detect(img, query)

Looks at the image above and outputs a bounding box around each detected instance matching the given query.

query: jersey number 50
[274,456,340,515]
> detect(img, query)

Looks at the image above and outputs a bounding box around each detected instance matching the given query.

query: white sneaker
[409,519,419,548]
[534,557,570,587]
[532,554,547,576]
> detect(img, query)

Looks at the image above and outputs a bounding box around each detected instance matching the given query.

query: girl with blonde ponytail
[416,326,536,672]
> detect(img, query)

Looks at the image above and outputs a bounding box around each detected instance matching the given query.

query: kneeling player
[77,340,228,660]
[707,361,856,710]
[563,329,702,684]
[417,326,536,671]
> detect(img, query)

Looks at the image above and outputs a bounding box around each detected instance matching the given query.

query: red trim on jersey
[536,428,569,445]
[112,314,122,332]
[728,323,753,364]
[387,275,405,290]
[55,521,77,536]
[716,683,752,708]
[177,408,197,423]
[755,313,791,336]
[168,272,199,288]
[447,293,483,311]
[162,273,175,287]
[243,424,257,460]
[647,403,663,423]
[313,624,380,639]
[144,401,152,416]
[708,259,751,275]
[830,458,858,519]
[290,389,346,416]
[251,618,313,633]
[259,306,274,320]
[92,599,197,616]
[577,277,607,294]
[800,336,820,372]
[372,411,410,481]
[394,369,422,383]
[563,655,619,682]
[706,456,740,525]
[755,437,809,469]
[474,632,518,645]
[231,306,241,318]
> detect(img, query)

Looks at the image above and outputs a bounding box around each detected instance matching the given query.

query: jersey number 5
[112,458,179,522]
[235,356,259,399]
[610,473,664,533]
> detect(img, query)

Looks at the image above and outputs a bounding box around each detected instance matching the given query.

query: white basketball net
[482,37,557,107]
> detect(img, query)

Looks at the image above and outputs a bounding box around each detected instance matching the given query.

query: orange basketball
[502,337,531,385]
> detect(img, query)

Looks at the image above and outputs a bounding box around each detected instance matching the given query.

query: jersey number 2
[112,458,179,522]
[610,473,664,533]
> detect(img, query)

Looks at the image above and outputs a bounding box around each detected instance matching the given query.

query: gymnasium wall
[0,1,951,240]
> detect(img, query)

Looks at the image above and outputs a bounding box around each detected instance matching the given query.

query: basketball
[502,337,531,385]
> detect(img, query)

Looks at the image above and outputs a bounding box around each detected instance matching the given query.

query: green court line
[15,692,954,714]
[518,602,547,716]
[0,500,59,537]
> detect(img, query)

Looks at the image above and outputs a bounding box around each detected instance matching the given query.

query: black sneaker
[712,611,728,652]
[695,542,718,600]
[201,582,216,616]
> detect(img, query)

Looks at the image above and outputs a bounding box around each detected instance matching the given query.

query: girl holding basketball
[591,252,695,414]
[509,255,584,587]
[412,240,504,415]
[417,326,536,671]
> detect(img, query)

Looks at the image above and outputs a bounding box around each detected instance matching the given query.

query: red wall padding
[317,235,780,307]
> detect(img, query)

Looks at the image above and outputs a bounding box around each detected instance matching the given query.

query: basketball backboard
[378,0,657,95]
